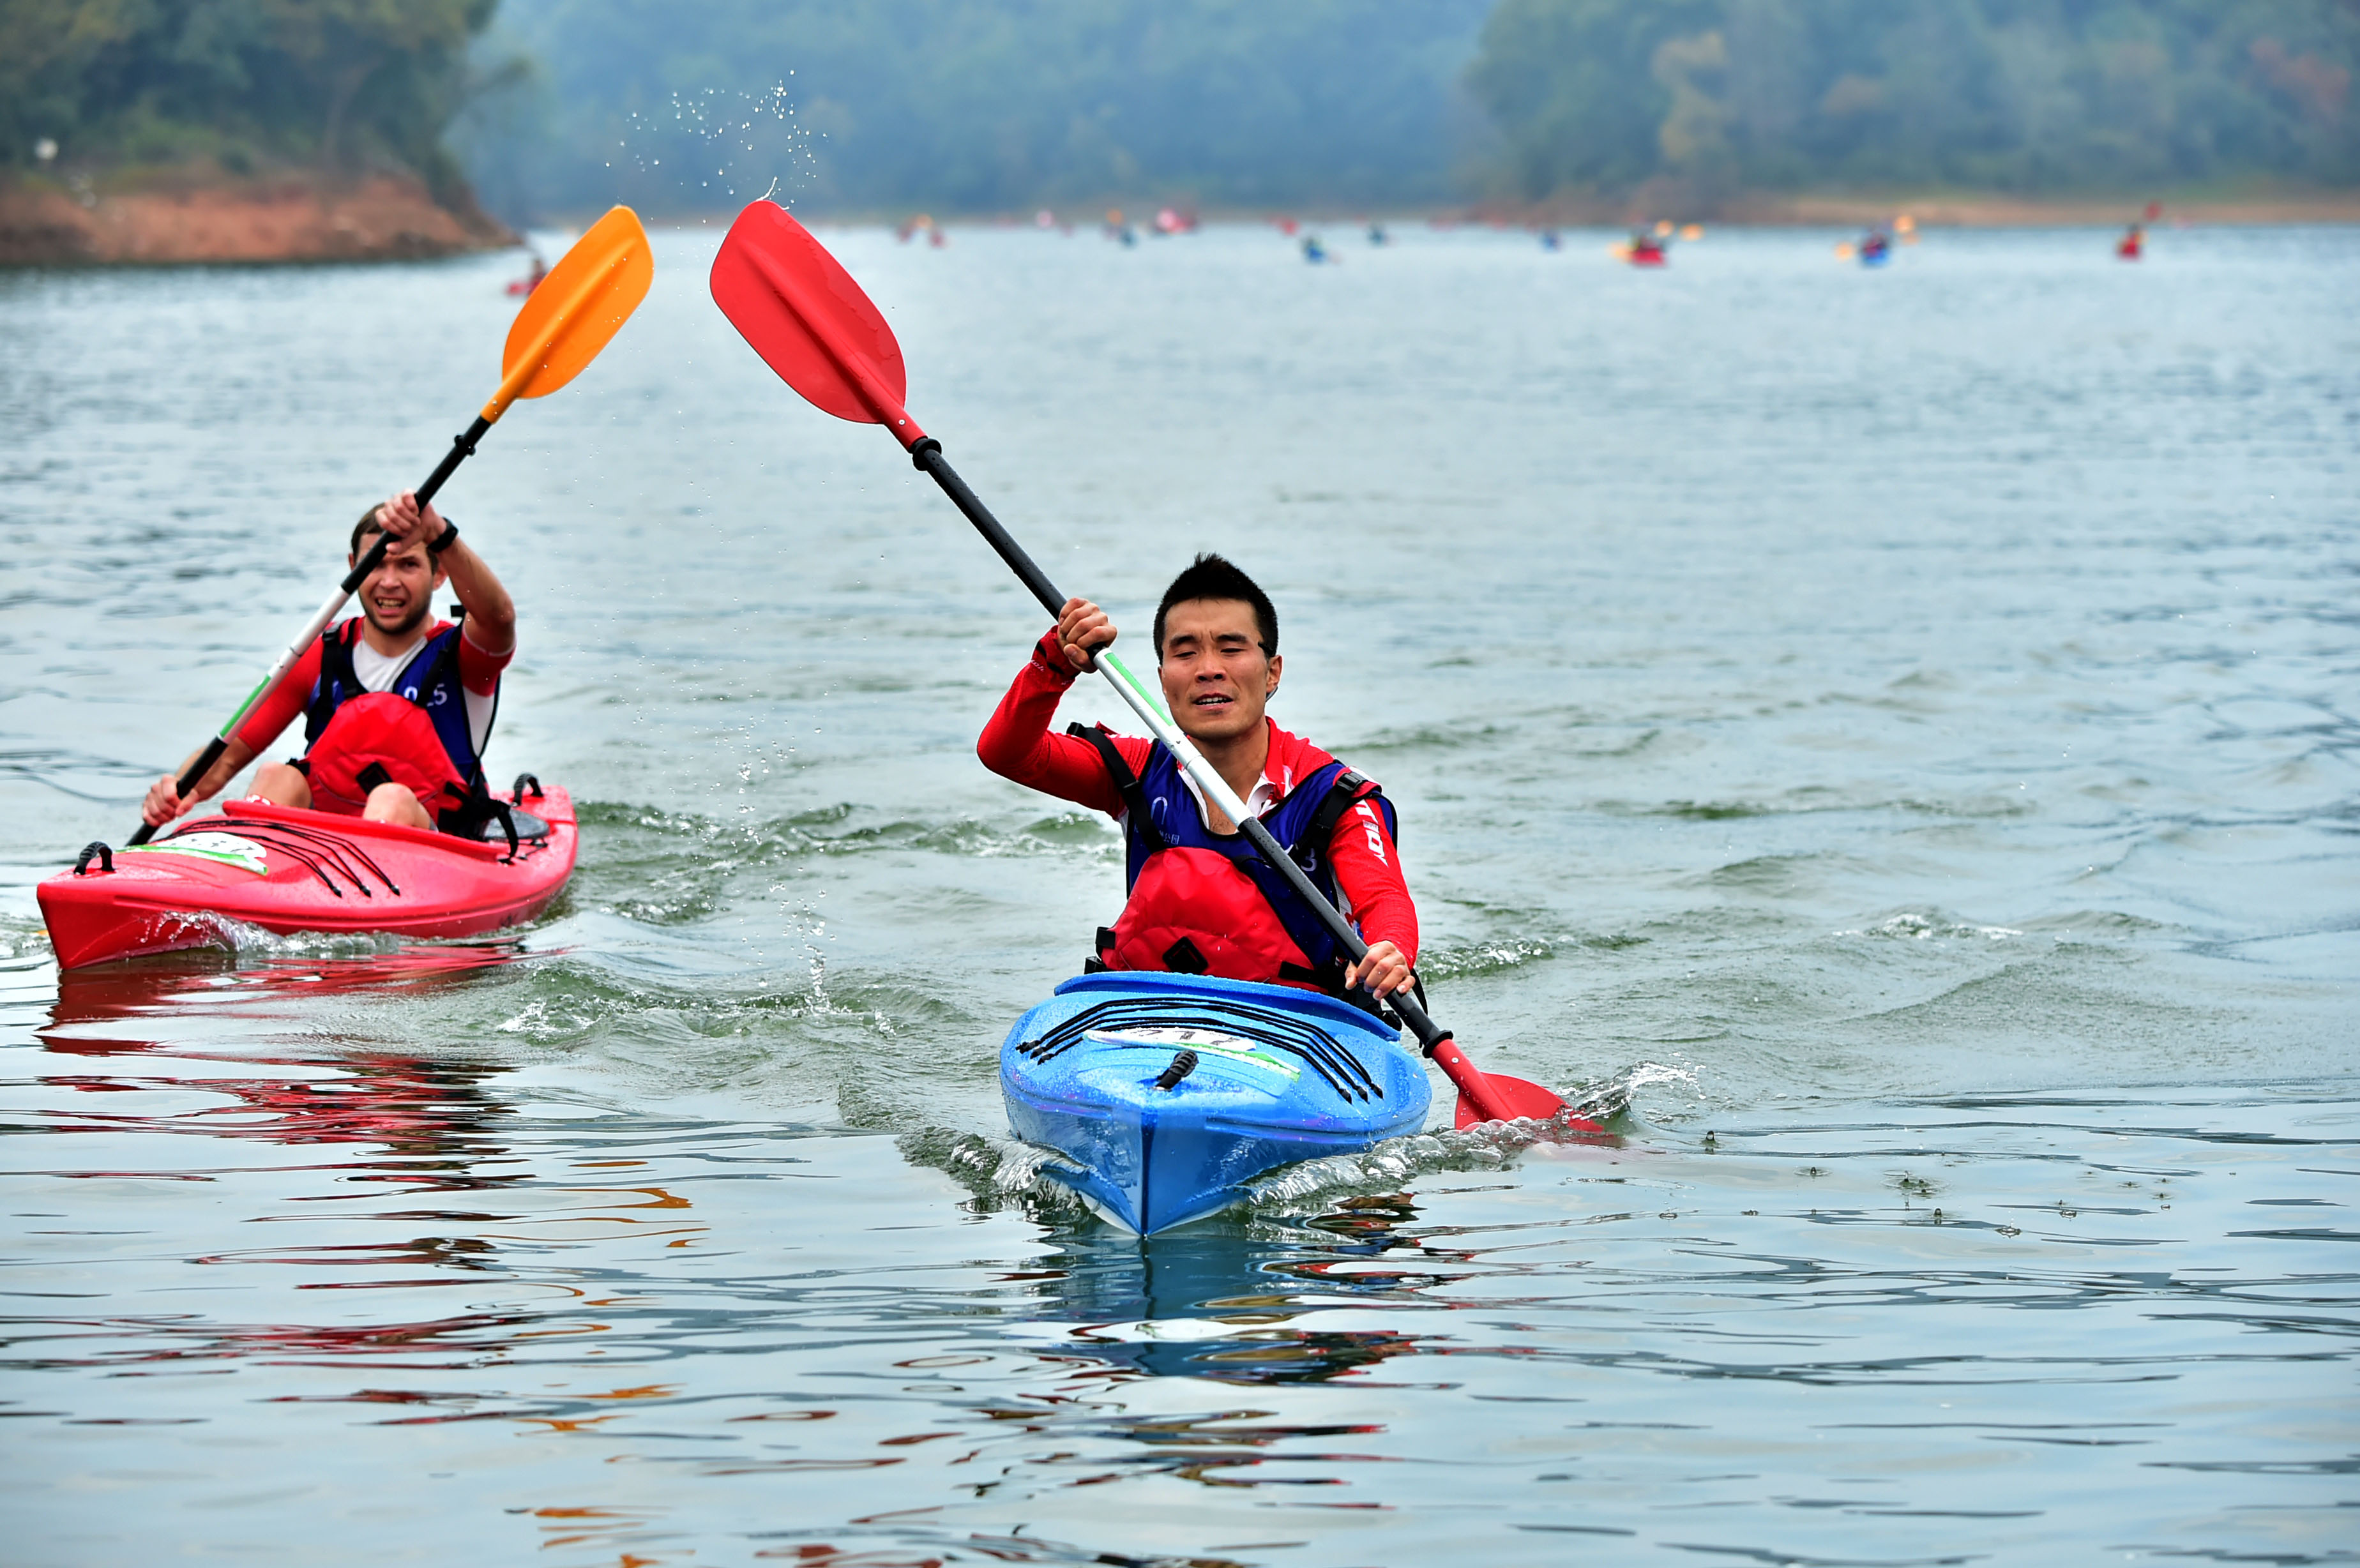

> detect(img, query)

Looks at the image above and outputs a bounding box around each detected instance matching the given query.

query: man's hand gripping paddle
[709,199,1576,1129]
[129,207,655,846]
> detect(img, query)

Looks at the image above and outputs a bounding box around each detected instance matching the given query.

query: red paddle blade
[1453,1072,1592,1131]
[710,200,921,440]
[1430,1036,1591,1129]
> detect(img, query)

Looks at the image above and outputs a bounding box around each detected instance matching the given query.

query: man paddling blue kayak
[711,197,1570,1128]
[979,554,1419,1009]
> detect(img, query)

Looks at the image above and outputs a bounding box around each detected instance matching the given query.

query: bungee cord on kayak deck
[1015,993,1391,1105]
[153,816,402,900]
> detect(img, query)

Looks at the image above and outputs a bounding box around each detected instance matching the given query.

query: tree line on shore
[4,0,2352,215]
[1474,0,2359,205]
[1,0,499,207]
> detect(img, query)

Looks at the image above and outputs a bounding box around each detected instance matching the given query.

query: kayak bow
[39,784,576,969]
[1002,971,1434,1233]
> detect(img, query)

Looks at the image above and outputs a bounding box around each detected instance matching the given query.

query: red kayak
[38,784,577,970]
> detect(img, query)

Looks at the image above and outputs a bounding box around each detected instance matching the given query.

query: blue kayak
[1001,971,1434,1233]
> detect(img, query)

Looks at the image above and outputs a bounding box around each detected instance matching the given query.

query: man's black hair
[349,504,385,560]
[1153,553,1276,659]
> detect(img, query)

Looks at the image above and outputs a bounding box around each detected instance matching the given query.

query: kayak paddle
[129,206,654,846]
[708,200,1570,1129]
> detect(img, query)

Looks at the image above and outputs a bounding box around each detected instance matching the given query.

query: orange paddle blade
[490,206,653,416]
[710,200,916,435]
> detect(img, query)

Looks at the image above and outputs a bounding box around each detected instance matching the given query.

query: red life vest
[1067,724,1395,995]
[303,695,471,817]
[298,621,484,820]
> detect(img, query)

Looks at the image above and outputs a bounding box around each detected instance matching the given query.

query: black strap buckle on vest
[355,761,395,795]
[1162,936,1210,974]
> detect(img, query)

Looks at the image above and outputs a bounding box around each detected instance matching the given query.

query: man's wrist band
[427,520,459,555]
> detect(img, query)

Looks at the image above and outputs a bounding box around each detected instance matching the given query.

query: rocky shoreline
[0,172,515,266]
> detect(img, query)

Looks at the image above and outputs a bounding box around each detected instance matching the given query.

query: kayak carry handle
[73,842,114,877]
[1154,1050,1199,1090]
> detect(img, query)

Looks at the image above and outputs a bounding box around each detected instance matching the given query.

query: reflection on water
[49,942,538,1028]
[43,947,524,1171]
[1022,1198,1437,1387]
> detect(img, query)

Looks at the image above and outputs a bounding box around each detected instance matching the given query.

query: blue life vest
[1068,724,1396,995]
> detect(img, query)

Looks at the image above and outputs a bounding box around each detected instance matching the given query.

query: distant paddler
[1621,228,1668,266]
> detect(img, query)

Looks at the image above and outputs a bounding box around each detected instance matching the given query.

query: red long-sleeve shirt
[977,630,1418,963]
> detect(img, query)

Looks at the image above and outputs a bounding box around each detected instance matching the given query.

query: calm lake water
[3,220,2356,1565]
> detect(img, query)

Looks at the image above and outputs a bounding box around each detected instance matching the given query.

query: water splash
[603,80,824,205]
[1838,909,2025,941]
[900,1078,1628,1225]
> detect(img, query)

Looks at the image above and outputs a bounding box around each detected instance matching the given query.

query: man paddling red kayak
[980,553,1419,1009]
[141,492,517,836]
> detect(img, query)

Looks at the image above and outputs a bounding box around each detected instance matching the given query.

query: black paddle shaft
[912,440,1064,618]
[127,417,493,845]
[908,437,1455,1057]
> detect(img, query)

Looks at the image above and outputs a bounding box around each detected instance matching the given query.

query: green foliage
[1469,0,2360,198]
[452,0,1494,216]
[1,0,497,181]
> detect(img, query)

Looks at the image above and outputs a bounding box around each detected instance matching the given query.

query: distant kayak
[1002,971,1435,1233]
[39,783,577,969]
